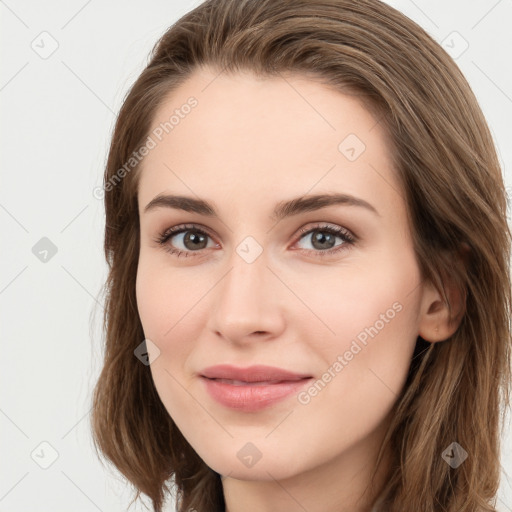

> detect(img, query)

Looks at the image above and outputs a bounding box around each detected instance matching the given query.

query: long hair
[90,1,512,510]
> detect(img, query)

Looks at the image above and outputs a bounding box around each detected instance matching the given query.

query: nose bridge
[219,247,269,316]
[209,243,284,341]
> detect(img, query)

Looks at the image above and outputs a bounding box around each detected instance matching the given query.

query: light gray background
[1,0,511,510]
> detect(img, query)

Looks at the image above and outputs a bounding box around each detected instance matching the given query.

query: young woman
[90,1,512,511]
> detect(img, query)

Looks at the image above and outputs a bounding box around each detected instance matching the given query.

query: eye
[154,224,217,258]
[292,223,355,257]
[154,222,356,258]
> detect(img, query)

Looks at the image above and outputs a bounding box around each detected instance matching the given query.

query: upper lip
[200,364,312,383]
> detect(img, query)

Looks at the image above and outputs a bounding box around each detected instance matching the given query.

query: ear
[417,245,469,343]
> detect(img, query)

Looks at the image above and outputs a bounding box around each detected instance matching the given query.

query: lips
[199,364,313,411]
[200,364,312,383]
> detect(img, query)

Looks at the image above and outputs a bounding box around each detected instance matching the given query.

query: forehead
[137,67,402,218]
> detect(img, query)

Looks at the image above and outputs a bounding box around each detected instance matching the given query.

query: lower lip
[201,377,312,412]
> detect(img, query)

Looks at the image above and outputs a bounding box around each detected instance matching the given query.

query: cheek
[135,258,201,420]
[289,252,421,358]
[135,254,188,339]
[135,255,208,372]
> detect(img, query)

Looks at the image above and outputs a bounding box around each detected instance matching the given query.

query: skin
[135,66,461,512]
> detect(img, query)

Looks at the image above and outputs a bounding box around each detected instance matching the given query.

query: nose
[206,250,286,345]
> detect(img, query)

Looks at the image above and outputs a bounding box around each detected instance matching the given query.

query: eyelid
[293,222,355,242]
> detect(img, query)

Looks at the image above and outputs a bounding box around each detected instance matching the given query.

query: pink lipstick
[200,364,312,412]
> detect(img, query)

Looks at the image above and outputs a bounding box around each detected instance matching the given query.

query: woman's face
[136,67,429,483]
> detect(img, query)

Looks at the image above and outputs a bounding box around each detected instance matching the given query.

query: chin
[199,443,306,482]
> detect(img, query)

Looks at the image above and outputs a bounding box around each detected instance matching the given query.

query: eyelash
[153,223,356,259]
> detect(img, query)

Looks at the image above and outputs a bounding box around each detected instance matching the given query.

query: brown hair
[90,0,512,510]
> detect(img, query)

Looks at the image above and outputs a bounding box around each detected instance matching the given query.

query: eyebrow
[143,192,380,220]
